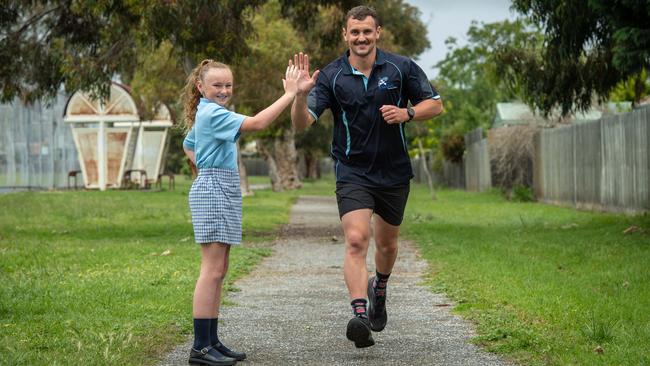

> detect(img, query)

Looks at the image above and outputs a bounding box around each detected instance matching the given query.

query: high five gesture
[290,52,320,130]
[290,52,320,96]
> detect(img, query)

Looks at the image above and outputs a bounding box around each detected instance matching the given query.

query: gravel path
[159,195,515,366]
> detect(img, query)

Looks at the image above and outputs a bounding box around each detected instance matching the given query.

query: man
[291,5,443,348]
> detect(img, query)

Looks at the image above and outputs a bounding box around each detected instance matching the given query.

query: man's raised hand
[290,52,320,96]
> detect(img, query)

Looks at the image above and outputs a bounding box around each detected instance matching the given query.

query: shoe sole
[367,277,387,332]
[188,357,237,366]
[346,317,375,348]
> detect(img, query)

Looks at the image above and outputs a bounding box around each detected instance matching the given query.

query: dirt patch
[278,224,343,239]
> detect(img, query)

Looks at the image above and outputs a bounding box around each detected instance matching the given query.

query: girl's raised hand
[283,64,300,96]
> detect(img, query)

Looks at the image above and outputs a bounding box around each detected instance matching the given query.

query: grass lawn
[0,175,332,365]
[4,175,647,366]
[403,186,650,366]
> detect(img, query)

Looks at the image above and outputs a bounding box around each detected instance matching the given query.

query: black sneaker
[346,317,375,348]
[213,341,246,361]
[367,276,387,332]
[189,346,237,366]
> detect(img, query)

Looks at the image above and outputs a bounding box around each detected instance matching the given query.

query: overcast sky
[404,0,519,80]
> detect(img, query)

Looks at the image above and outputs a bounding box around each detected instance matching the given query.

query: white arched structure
[115,104,173,187]
[64,83,172,190]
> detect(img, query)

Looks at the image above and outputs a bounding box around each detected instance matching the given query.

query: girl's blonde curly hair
[180,59,231,132]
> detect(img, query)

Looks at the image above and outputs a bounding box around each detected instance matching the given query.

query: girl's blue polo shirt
[183,98,246,170]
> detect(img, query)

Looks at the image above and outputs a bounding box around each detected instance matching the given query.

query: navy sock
[351,298,368,319]
[209,318,220,346]
[193,318,212,349]
[373,271,390,298]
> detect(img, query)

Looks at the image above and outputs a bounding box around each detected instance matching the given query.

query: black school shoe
[367,276,387,332]
[346,317,375,348]
[213,342,246,361]
[189,346,237,366]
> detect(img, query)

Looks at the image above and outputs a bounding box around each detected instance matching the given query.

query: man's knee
[345,230,370,255]
[375,240,398,257]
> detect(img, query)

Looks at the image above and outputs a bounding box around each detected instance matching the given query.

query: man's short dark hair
[345,5,380,27]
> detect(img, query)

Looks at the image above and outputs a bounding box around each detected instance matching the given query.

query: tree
[0,0,264,103]
[428,20,542,164]
[126,40,188,175]
[234,1,305,191]
[499,0,650,116]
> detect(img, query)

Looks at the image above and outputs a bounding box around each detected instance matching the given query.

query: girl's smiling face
[197,67,234,106]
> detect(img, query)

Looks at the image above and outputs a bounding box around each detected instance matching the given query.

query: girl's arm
[182,128,196,164]
[183,147,196,165]
[240,65,300,132]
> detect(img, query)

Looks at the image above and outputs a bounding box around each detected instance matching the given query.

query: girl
[181,59,299,366]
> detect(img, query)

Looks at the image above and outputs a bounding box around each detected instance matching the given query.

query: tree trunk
[256,127,302,192]
[303,152,321,180]
[237,141,253,196]
[415,124,436,200]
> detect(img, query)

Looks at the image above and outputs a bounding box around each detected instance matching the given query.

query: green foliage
[127,41,185,120]
[404,185,650,366]
[511,185,534,202]
[0,0,264,103]
[581,312,618,344]
[440,133,465,163]
[279,0,429,63]
[234,0,304,140]
[430,20,541,164]
[609,69,650,103]
[500,0,650,116]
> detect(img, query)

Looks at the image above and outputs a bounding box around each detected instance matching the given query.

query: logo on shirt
[378,76,397,90]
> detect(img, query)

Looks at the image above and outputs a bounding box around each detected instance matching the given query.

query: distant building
[492,101,633,129]
[0,92,79,191]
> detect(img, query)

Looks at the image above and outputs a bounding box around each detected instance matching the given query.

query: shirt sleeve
[183,127,195,150]
[208,105,246,142]
[404,59,441,106]
[307,72,334,122]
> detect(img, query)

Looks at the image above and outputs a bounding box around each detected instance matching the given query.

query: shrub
[441,134,465,163]
[511,185,535,202]
[488,125,538,190]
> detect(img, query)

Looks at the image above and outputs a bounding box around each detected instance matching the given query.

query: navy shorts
[335,182,410,226]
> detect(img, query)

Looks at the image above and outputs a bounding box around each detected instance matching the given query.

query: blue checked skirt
[189,168,242,245]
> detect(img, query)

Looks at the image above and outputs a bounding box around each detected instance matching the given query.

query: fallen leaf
[623,226,639,234]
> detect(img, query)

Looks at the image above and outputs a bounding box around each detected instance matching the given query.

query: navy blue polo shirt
[307,48,441,187]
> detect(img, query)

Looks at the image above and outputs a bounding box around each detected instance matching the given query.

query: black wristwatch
[406,106,415,122]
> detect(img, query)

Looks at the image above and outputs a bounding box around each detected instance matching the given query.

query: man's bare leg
[341,208,375,348]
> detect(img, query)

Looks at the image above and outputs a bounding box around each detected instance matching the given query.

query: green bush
[511,185,535,202]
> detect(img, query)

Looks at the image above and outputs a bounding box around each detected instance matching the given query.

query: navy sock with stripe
[372,271,390,299]
[351,298,368,319]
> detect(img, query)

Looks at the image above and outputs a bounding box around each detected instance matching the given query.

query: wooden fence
[534,106,649,212]
[464,128,491,192]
